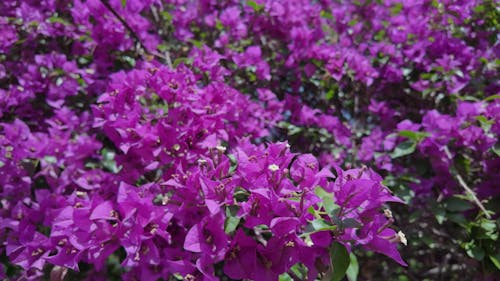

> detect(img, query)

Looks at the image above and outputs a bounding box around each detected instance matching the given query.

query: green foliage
[346,253,359,281]
[247,0,264,12]
[391,140,417,159]
[315,186,340,216]
[328,242,350,281]
[224,213,241,234]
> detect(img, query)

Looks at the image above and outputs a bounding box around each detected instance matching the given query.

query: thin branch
[444,146,491,219]
[99,0,147,53]
[99,0,171,65]
[164,50,173,68]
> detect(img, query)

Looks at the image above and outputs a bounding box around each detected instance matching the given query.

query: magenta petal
[184,225,202,252]
[205,199,221,214]
[270,217,300,236]
[46,248,80,271]
[90,201,115,220]
[366,230,407,266]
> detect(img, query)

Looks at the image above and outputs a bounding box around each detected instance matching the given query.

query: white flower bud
[398,231,407,246]
[384,209,393,219]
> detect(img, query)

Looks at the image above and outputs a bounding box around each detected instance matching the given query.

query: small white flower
[76,191,87,197]
[215,145,226,152]
[268,164,279,172]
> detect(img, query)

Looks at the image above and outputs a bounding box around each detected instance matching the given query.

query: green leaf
[315,186,340,216]
[348,19,357,26]
[475,115,493,132]
[224,216,240,234]
[172,273,184,280]
[457,95,480,102]
[47,15,71,26]
[160,11,173,23]
[122,56,136,67]
[346,253,359,281]
[102,149,114,161]
[489,254,500,270]
[444,196,474,212]
[286,124,303,136]
[374,29,386,41]
[480,219,496,233]
[390,3,403,15]
[448,213,467,225]
[278,273,293,281]
[325,89,335,100]
[224,205,241,234]
[431,202,446,224]
[476,219,498,240]
[455,154,472,178]
[484,94,500,102]
[474,4,485,13]
[435,211,446,224]
[289,263,307,280]
[247,0,264,12]
[172,57,192,68]
[492,142,500,157]
[307,206,319,218]
[392,183,415,204]
[329,242,350,281]
[391,140,417,158]
[342,218,362,229]
[102,148,119,173]
[465,243,485,261]
[227,154,238,175]
[320,10,333,19]
[215,20,224,31]
[121,0,127,7]
[225,205,240,217]
[157,44,168,52]
[233,187,250,202]
[189,39,203,48]
[398,130,429,141]
[309,218,337,232]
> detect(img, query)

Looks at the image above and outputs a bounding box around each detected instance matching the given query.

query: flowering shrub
[0,0,498,280]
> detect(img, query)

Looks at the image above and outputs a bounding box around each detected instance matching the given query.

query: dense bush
[0,0,498,280]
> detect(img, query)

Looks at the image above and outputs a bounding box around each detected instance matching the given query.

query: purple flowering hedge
[0,0,498,280]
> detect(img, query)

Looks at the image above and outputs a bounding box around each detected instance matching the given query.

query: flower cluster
[0,61,405,280]
[1,0,498,280]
